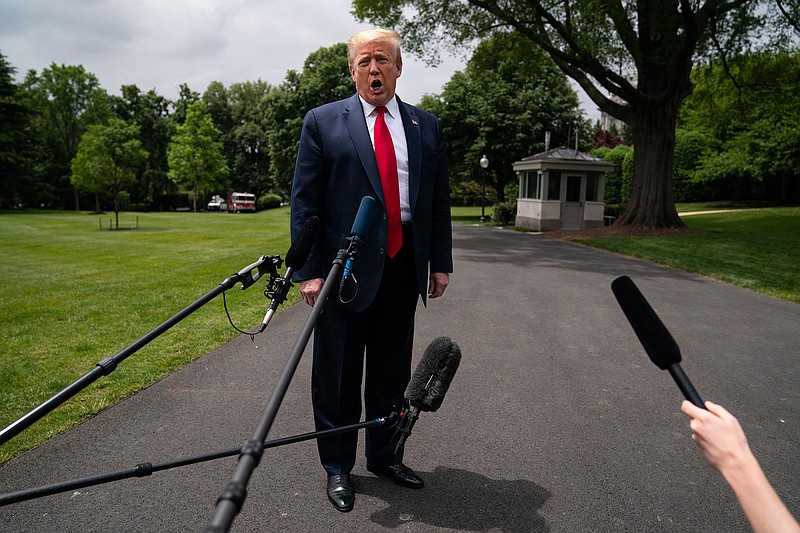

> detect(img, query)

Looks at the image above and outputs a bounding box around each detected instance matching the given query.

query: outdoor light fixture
[479,154,489,223]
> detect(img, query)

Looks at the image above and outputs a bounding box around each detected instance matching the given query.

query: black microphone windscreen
[611,276,681,370]
[350,196,376,239]
[405,336,462,411]
[285,216,320,270]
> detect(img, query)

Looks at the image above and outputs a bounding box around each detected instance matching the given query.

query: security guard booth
[513,147,615,231]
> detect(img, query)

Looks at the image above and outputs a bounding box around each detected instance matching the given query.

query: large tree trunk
[617,94,685,229]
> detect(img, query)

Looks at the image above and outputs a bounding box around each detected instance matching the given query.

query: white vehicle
[207,195,228,212]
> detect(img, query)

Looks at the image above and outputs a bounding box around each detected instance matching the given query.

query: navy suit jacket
[290,93,453,312]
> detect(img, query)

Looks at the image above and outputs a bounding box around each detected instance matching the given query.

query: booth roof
[521,146,606,162]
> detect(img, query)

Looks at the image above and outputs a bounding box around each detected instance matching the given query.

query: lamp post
[479,154,489,223]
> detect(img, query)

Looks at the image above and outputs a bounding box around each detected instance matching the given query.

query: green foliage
[228,81,274,198]
[421,31,587,205]
[171,83,200,128]
[19,62,112,209]
[590,145,632,205]
[197,80,277,201]
[266,43,355,197]
[671,128,719,202]
[257,192,283,210]
[491,202,516,225]
[449,179,489,207]
[71,118,148,227]
[0,52,37,209]
[679,51,800,202]
[167,101,229,212]
[111,85,176,207]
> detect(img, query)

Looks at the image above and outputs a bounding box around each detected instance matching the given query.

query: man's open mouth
[371,79,383,90]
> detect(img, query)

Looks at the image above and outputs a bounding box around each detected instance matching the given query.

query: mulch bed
[542,225,704,241]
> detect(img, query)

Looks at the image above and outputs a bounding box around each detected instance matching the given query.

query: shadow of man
[354,465,551,532]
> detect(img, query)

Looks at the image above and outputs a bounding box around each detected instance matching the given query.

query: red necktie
[374,106,402,258]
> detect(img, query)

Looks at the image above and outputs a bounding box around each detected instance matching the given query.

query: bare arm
[681,400,800,533]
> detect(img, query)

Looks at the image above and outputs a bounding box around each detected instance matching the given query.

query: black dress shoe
[366,462,424,489]
[326,474,354,512]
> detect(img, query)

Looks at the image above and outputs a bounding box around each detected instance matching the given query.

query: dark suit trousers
[312,225,419,475]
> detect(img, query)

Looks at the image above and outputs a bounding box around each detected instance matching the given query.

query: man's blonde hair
[346,28,402,67]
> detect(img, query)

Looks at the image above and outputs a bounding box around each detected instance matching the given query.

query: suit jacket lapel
[343,94,384,204]
[398,97,421,215]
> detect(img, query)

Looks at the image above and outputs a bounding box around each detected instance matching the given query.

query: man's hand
[428,272,449,299]
[299,278,324,306]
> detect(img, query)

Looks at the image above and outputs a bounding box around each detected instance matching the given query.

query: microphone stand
[0,255,282,447]
[0,413,397,507]
[203,246,350,533]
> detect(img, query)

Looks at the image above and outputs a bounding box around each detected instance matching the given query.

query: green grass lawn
[578,207,800,304]
[0,208,293,462]
[1,205,797,463]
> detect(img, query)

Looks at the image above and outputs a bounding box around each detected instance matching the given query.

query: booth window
[523,171,542,199]
[586,173,598,202]
[548,172,561,200]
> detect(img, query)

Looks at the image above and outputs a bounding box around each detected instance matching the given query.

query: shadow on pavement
[356,466,551,532]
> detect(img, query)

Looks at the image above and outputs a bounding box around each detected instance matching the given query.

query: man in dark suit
[290,28,452,512]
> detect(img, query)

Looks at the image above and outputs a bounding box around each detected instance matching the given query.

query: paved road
[1,224,798,532]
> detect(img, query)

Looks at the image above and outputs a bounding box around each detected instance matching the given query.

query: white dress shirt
[358,95,411,223]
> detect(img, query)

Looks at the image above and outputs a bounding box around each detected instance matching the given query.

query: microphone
[340,196,376,295]
[394,336,462,453]
[611,276,705,408]
[257,216,320,332]
[286,216,320,271]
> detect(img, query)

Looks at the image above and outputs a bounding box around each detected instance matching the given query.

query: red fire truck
[226,192,256,213]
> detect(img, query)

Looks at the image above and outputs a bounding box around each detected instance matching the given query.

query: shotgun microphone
[257,216,319,332]
[286,216,320,271]
[611,275,705,408]
[394,337,462,453]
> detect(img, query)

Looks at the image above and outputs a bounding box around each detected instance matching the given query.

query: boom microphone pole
[611,275,705,408]
[0,413,397,507]
[0,254,283,447]
[204,197,377,533]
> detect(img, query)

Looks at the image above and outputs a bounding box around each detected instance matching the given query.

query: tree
[266,43,355,196]
[0,52,36,209]
[167,100,228,211]
[22,63,111,209]
[680,51,800,202]
[202,80,276,198]
[419,31,587,204]
[171,83,200,128]
[202,81,236,190]
[111,85,175,208]
[71,118,148,227]
[228,80,274,198]
[593,128,629,149]
[591,144,634,205]
[352,0,799,228]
